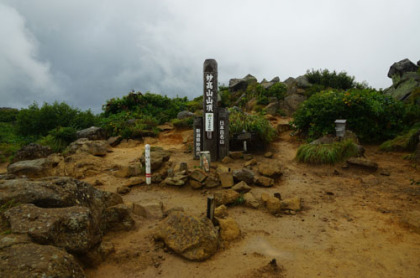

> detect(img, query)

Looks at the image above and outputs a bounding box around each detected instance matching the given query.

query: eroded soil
[2,125,419,278]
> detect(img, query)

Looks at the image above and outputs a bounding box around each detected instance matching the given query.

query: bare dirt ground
[2,124,419,278]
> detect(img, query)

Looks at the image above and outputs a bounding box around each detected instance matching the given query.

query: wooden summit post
[203,59,218,161]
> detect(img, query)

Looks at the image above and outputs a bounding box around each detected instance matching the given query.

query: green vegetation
[291,89,419,143]
[304,69,370,97]
[171,117,194,129]
[229,109,277,143]
[296,139,360,164]
[37,127,77,152]
[379,123,420,152]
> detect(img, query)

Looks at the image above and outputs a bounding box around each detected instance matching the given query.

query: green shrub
[229,109,277,143]
[0,122,30,162]
[0,108,19,123]
[296,139,359,164]
[16,102,98,137]
[38,126,77,152]
[380,124,420,152]
[291,89,408,143]
[305,69,355,90]
[171,117,194,129]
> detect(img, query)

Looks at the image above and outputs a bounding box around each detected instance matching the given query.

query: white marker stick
[145,144,151,184]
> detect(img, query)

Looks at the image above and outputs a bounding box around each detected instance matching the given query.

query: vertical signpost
[218,108,229,160]
[145,144,151,184]
[203,59,218,161]
[193,117,203,160]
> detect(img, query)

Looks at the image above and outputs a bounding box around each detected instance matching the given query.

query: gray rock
[295,75,312,88]
[347,157,378,171]
[101,204,135,232]
[7,158,55,178]
[283,77,295,87]
[132,200,163,219]
[282,93,307,114]
[229,74,258,92]
[107,136,123,147]
[154,211,218,261]
[387,58,419,78]
[243,192,260,208]
[265,102,279,115]
[257,163,282,177]
[163,172,188,187]
[255,176,274,187]
[232,181,251,193]
[4,204,101,254]
[219,172,234,188]
[214,189,240,206]
[177,111,195,119]
[233,168,255,184]
[140,147,171,171]
[0,236,85,278]
[204,176,220,188]
[189,169,207,183]
[12,143,52,163]
[77,126,107,140]
[68,138,109,156]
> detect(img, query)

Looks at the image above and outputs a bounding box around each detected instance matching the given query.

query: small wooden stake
[207,196,215,220]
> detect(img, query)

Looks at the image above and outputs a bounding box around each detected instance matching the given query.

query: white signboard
[205,113,214,132]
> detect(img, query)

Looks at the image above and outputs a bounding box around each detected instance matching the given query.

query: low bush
[229,109,277,143]
[171,117,194,129]
[38,127,77,152]
[296,139,359,164]
[291,89,412,143]
[379,124,420,152]
[0,108,19,123]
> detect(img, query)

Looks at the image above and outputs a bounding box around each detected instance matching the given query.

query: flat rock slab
[154,211,218,261]
[347,157,378,171]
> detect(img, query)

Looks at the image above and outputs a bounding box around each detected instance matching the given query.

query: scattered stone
[255,176,274,187]
[189,179,204,189]
[163,172,188,187]
[117,185,131,195]
[217,164,231,174]
[244,158,257,167]
[243,154,253,161]
[154,211,219,261]
[347,157,378,171]
[77,126,107,140]
[274,192,282,200]
[102,204,135,232]
[12,143,53,163]
[243,192,260,209]
[125,177,145,187]
[265,196,281,215]
[232,181,252,193]
[230,151,244,160]
[0,237,85,278]
[204,176,220,188]
[214,205,228,218]
[280,197,302,212]
[233,168,255,184]
[68,138,110,156]
[258,163,282,177]
[214,189,240,206]
[222,156,234,164]
[190,169,207,183]
[264,152,273,158]
[217,217,241,241]
[107,136,123,147]
[132,200,164,219]
[140,148,171,171]
[219,172,234,188]
[113,163,143,178]
[177,110,195,119]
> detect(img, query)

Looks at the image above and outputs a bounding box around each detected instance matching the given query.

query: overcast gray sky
[1,0,419,113]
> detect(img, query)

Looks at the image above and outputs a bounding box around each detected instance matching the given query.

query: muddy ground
[2,125,419,278]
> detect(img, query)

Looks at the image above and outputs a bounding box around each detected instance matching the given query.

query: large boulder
[76,126,107,140]
[154,211,219,261]
[4,204,101,254]
[0,235,85,278]
[233,168,255,184]
[280,93,307,115]
[12,143,52,163]
[387,58,419,78]
[258,163,282,178]
[229,74,258,92]
[7,157,59,178]
[67,138,110,156]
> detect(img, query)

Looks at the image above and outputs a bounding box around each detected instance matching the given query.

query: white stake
[145,144,151,184]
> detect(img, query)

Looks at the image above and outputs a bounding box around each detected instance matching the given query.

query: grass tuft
[296,139,359,164]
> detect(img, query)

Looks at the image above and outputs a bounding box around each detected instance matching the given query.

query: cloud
[0,0,419,113]
[0,3,62,108]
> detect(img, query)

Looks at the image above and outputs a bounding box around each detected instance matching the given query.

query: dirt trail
[2,126,419,277]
